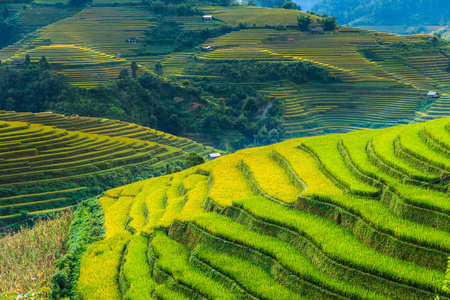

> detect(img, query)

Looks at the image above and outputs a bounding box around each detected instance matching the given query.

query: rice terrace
[2,0,450,299]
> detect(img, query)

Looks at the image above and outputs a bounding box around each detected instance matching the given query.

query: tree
[3,7,9,19]
[185,151,205,168]
[25,54,30,67]
[297,15,311,31]
[281,1,300,10]
[131,60,138,79]
[323,16,338,31]
[67,0,88,6]
[118,68,129,80]
[39,56,50,70]
[5,97,15,111]
[281,1,293,9]
[154,61,163,76]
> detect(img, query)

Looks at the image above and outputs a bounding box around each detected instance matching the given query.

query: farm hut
[13,59,24,65]
[203,15,212,22]
[427,91,440,98]
[127,37,137,44]
[310,27,324,34]
[114,53,121,58]
[205,46,214,51]
[208,153,221,160]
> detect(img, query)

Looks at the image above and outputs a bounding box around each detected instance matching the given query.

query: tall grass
[152,231,237,299]
[0,211,73,293]
[240,147,301,204]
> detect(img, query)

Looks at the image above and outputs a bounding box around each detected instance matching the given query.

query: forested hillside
[314,0,450,33]
[2,0,450,150]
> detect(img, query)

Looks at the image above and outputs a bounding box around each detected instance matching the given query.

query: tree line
[313,0,450,26]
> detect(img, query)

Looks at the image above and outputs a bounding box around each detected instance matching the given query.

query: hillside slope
[3,3,450,145]
[70,117,450,299]
[0,112,218,228]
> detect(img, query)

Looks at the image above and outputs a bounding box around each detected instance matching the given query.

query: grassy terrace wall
[0,116,210,228]
[0,111,215,154]
[73,117,450,300]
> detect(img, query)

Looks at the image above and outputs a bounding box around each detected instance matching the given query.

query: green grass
[233,197,445,294]
[302,135,380,196]
[122,235,156,300]
[152,230,238,299]
[69,117,450,299]
[77,232,131,300]
[194,244,306,300]
[192,211,390,300]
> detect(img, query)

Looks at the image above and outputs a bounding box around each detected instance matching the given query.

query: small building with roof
[13,59,24,66]
[427,91,440,98]
[203,15,212,22]
[127,37,137,44]
[208,153,221,160]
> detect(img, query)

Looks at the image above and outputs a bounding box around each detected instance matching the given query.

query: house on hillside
[13,59,24,66]
[205,46,214,51]
[208,153,221,160]
[114,53,121,58]
[203,15,212,22]
[427,91,440,98]
[310,27,324,34]
[127,37,137,44]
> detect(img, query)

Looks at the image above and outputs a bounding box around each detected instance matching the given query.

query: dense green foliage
[210,61,338,84]
[142,21,232,54]
[50,197,105,299]
[314,0,450,26]
[0,16,20,48]
[185,151,205,168]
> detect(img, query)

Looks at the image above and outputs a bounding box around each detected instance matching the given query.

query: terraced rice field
[0,111,219,227]
[199,5,321,27]
[194,24,450,137]
[2,3,450,135]
[77,117,450,299]
[8,45,142,86]
[0,111,215,154]
[0,6,156,62]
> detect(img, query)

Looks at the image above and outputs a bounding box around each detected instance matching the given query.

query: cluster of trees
[0,7,22,48]
[313,0,450,26]
[209,61,339,84]
[142,21,233,54]
[297,13,337,31]
[281,1,301,10]
[143,0,232,11]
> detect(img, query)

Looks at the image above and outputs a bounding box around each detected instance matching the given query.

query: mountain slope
[70,117,450,299]
[313,0,450,28]
[2,2,450,147]
[0,112,218,228]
